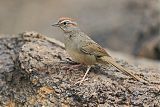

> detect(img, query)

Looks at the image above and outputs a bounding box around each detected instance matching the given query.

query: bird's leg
[75,66,91,85]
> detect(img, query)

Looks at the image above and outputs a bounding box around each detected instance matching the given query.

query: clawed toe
[74,78,88,85]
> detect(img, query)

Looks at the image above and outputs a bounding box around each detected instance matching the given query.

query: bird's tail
[98,56,147,83]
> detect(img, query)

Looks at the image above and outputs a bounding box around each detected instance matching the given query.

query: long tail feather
[99,56,147,83]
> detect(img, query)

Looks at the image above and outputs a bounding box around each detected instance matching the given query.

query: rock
[0,31,159,107]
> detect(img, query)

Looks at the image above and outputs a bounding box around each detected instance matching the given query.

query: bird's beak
[52,23,59,27]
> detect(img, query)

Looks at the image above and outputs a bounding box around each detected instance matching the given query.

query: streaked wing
[80,41,110,57]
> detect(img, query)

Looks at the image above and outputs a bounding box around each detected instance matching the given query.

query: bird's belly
[67,49,96,65]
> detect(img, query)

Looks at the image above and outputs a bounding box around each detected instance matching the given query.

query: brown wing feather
[80,41,110,57]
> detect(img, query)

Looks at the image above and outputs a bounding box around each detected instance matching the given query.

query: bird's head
[52,17,79,33]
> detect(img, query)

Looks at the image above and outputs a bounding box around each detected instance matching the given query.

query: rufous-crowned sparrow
[52,17,146,85]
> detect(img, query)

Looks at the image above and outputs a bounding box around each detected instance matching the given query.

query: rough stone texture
[0,32,160,107]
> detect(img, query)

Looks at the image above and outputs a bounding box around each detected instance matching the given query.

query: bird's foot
[74,66,91,85]
[74,78,88,85]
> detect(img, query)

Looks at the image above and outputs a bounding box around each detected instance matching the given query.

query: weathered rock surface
[0,32,160,107]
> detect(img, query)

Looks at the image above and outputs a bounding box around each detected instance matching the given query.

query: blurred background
[0,0,160,60]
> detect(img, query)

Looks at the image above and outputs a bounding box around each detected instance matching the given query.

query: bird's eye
[63,22,67,25]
